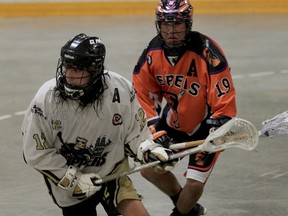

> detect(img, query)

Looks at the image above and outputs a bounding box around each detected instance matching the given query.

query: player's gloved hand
[153,130,171,149]
[58,166,102,200]
[137,140,179,174]
[206,115,232,133]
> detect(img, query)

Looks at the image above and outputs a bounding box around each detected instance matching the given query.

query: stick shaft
[169,139,205,150]
[94,160,160,184]
[93,146,203,185]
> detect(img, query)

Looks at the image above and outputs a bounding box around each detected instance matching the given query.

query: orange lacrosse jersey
[133,31,237,135]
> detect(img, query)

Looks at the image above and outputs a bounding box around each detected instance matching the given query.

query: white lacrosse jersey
[22,70,152,207]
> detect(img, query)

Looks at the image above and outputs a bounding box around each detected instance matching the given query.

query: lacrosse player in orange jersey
[133,0,237,215]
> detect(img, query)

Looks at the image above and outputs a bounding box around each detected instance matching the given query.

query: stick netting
[260,110,288,137]
[205,118,259,151]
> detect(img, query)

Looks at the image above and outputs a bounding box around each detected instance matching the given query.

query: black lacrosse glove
[152,130,172,149]
[152,130,179,174]
[206,115,232,132]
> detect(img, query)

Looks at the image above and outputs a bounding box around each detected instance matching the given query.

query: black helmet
[155,0,193,48]
[56,33,106,100]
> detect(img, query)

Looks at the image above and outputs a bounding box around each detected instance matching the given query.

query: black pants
[61,182,120,216]
[155,114,218,173]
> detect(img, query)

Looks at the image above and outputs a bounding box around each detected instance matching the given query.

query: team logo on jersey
[166,91,185,128]
[135,108,146,131]
[195,152,206,166]
[189,151,217,171]
[203,47,221,68]
[202,39,226,74]
[130,86,136,102]
[31,104,46,119]
[58,132,113,167]
[112,114,122,125]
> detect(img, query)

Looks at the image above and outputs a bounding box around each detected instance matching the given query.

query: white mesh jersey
[22,70,152,207]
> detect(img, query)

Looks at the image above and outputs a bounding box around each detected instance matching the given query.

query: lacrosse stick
[93,117,258,185]
[170,117,258,150]
[259,110,288,137]
[171,111,288,150]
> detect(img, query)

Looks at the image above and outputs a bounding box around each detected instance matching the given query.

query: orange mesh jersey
[133,31,237,135]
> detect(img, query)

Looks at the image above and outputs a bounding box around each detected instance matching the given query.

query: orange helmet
[155,0,193,27]
[155,0,193,48]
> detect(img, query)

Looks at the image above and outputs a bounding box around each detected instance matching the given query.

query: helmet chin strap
[64,86,85,99]
[165,41,183,49]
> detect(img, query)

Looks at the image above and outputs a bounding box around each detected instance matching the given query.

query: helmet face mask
[158,21,187,48]
[155,0,193,48]
[56,33,106,100]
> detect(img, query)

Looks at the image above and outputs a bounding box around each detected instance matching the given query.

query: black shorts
[61,180,120,216]
[156,116,220,183]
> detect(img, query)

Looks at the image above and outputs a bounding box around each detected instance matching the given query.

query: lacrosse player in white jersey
[22,33,178,216]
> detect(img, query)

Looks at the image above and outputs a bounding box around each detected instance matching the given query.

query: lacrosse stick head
[259,110,288,137]
[202,118,259,152]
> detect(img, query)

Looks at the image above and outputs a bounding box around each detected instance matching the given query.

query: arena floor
[0,14,288,216]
